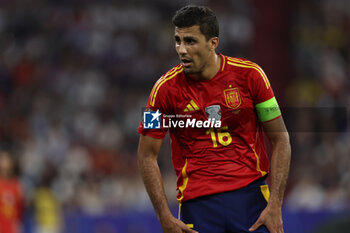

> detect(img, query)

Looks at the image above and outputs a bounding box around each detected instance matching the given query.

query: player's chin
[183,67,195,74]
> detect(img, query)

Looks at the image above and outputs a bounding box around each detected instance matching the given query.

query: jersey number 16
[206,126,232,147]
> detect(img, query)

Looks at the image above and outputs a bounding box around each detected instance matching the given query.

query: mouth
[180,58,192,68]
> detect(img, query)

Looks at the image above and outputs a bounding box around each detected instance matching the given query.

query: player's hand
[249,203,283,233]
[160,215,198,233]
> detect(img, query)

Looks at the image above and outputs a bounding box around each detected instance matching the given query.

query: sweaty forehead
[174,25,204,38]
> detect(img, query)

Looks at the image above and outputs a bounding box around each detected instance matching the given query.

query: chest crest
[224,87,242,109]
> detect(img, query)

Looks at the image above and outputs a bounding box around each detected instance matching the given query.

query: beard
[183,66,195,74]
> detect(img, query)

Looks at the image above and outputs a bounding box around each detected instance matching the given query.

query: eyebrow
[174,35,197,41]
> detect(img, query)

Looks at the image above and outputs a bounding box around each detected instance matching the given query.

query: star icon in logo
[151,110,162,122]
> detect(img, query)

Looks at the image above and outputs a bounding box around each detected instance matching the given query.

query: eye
[184,38,196,45]
[174,36,181,45]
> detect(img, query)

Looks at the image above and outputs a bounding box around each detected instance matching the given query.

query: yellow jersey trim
[252,146,267,177]
[227,58,270,89]
[178,203,182,219]
[177,204,194,229]
[220,55,226,72]
[150,66,183,107]
[260,184,270,202]
[177,158,189,203]
[150,67,178,100]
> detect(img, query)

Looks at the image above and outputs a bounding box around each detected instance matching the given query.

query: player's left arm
[249,116,291,233]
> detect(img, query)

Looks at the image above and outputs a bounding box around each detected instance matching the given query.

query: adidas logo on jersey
[184,100,199,112]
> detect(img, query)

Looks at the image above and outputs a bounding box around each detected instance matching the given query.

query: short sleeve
[248,64,281,122]
[248,64,274,104]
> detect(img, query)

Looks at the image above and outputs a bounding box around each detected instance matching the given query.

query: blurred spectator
[0,150,24,233]
[33,161,63,233]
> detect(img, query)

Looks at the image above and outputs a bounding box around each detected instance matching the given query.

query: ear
[209,37,219,51]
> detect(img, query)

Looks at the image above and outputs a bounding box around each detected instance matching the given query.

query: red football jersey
[0,178,23,233]
[138,54,280,203]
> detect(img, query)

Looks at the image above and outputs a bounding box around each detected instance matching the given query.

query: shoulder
[157,64,184,86]
[225,56,261,74]
[153,64,184,91]
[149,65,184,107]
[224,56,270,89]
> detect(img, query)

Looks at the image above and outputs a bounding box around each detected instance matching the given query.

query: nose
[177,42,187,56]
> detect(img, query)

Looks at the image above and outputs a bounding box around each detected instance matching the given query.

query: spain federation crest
[224,87,241,109]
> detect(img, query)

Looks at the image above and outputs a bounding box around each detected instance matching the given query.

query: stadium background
[0,0,349,232]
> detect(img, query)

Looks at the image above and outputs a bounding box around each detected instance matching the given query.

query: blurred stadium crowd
[285,0,350,211]
[0,0,349,231]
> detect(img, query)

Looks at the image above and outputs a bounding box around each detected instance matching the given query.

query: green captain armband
[255,97,281,122]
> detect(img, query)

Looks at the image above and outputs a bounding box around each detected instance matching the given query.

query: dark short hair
[172,5,219,41]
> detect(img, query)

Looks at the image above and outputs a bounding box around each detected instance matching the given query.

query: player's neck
[192,53,221,81]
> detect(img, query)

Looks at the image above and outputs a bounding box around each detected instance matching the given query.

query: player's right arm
[137,135,198,233]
